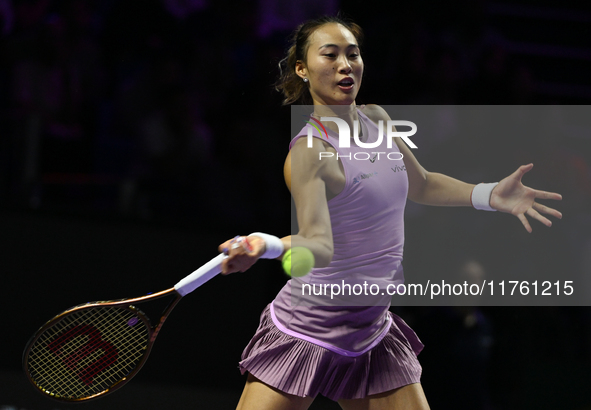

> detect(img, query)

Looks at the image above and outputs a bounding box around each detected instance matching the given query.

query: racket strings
[26,306,150,399]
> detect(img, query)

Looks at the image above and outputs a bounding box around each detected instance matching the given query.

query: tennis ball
[282,247,314,277]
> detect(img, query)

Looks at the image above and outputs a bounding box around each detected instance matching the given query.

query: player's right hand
[218,235,265,274]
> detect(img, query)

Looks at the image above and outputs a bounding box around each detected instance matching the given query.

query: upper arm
[284,137,334,261]
[362,104,429,201]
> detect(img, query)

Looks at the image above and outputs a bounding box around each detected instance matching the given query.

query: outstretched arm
[362,104,562,232]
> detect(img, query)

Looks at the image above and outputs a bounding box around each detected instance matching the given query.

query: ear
[295,60,307,81]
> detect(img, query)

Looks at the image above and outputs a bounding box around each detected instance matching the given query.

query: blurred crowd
[1,0,589,225]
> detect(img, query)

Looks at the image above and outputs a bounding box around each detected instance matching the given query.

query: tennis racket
[23,252,227,402]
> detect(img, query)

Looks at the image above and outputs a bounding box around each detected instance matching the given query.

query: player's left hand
[490,163,562,233]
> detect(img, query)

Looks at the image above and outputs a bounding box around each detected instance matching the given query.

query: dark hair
[275,15,364,105]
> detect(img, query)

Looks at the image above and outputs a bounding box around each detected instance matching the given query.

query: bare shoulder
[284,136,336,192]
[287,136,333,166]
[359,104,391,123]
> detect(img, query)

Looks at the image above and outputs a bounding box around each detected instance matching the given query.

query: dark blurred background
[1,0,590,409]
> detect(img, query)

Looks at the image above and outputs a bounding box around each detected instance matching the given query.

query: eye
[350,53,359,58]
[324,53,336,58]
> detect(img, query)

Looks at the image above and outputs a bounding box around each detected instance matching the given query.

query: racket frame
[23,287,182,402]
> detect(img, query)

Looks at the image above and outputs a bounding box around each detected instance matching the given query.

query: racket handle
[174,253,227,296]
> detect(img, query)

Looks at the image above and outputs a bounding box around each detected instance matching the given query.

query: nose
[337,55,352,74]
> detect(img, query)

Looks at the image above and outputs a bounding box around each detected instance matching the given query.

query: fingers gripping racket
[23,253,227,402]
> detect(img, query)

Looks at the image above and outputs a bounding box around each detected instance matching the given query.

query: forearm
[410,172,476,207]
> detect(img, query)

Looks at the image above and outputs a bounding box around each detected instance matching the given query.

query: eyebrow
[318,43,359,50]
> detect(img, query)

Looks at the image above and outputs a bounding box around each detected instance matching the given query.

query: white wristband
[471,183,499,211]
[248,232,284,259]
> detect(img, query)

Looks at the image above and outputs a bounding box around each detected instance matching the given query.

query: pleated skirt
[238,304,423,401]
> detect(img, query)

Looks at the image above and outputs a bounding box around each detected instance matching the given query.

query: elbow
[296,228,334,268]
[314,242,334,268]
[297,233,333,268]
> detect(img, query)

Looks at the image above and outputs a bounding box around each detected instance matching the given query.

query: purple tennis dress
[239,109,423,401]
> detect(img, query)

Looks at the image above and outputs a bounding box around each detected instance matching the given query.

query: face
[296,23,364,106]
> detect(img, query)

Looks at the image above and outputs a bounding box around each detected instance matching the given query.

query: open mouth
[337,77,355,90]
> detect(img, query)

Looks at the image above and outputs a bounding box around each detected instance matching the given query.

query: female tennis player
[218,16,562,410]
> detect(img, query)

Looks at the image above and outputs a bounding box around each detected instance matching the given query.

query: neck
[312,105,362,139]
